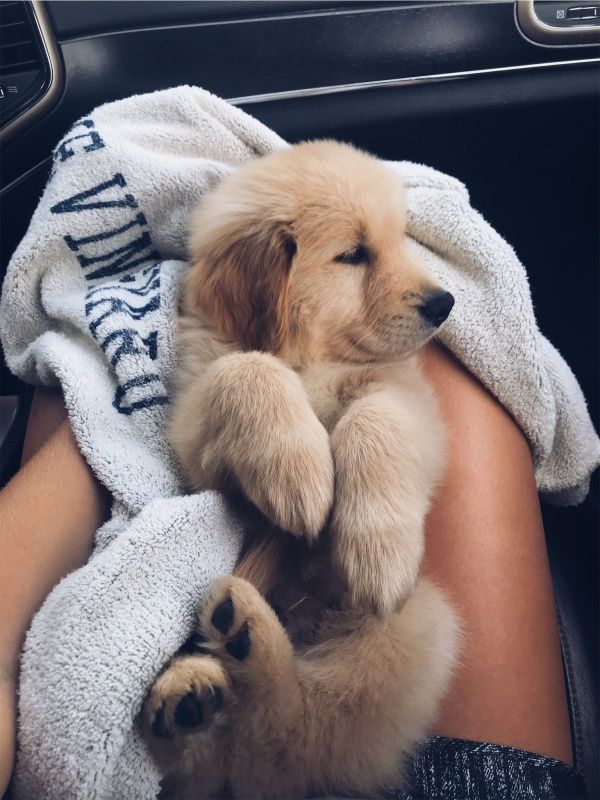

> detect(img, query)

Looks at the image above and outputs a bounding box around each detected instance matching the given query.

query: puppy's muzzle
[418,291,455,327]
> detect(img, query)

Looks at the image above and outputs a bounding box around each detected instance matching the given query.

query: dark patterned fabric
[383,737,588,800]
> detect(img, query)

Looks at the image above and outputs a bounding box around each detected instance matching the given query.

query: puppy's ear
[184,217,296,354]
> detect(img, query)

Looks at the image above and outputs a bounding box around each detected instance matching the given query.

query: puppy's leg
[297,579,460,796]
[170,351,334,539]
[199,576,306,799]
[330,386,444,614]
[195,578,457,798]
[142,654,232,799]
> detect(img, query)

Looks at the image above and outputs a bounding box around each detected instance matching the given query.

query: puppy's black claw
[174,692,203,728]
[211,597,235,634]
[225,623,251,661]
[211,685,224,712]
[151,706,173,740]
[179,630,209,655]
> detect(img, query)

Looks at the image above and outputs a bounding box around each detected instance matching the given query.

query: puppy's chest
[298,363,390,432]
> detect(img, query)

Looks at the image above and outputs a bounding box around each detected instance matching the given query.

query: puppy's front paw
[250,427,334,540]
[180,350,334,541]
[144,655,231,741]
[334,532,421,616]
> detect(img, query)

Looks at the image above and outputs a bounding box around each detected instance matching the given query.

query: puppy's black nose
[418,291,455,327]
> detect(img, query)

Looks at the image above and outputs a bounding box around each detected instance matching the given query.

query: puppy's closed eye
[334,244,369,266]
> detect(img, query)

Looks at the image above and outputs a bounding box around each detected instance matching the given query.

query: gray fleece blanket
[0,86,598,800]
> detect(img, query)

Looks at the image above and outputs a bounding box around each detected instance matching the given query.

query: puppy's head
[184,141,453,362]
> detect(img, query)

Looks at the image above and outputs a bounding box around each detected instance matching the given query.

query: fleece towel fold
[0,85,598,800]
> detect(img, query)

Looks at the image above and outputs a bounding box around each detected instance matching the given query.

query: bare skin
[0,344,572,794]
[0,390,108,796]
[421,344,572,764]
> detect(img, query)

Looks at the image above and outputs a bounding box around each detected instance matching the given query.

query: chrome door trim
[228,56,600,105]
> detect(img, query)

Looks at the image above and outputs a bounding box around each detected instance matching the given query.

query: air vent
[0,1,63,141]
[0,1,41,74]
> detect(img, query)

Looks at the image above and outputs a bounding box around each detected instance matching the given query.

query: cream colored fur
[144,576,458,799]
[144,141,460,798]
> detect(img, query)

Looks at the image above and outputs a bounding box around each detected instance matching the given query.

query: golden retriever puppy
[143,141,459,799]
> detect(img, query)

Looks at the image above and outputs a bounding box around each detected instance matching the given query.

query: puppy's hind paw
[144,654,231,741]
[200,577,274,659]
[198,577,296,692]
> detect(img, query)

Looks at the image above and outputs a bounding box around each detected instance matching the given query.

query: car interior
[0,0,598,796]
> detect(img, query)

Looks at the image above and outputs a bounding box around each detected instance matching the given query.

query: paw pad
[174,692,204,728]
[211,597,235,634]
[225,623,251,661]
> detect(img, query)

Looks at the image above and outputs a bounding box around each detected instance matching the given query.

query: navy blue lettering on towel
[86,264,161,299]
[49,118,106,180]
[86,294,160,338]
[51,173,138,215]
[51,180,160,281]
[101,329,159,368]
[50,131,169,414]
[113,374,169,416]
[56,119,105,163]
[84,267,169,414]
